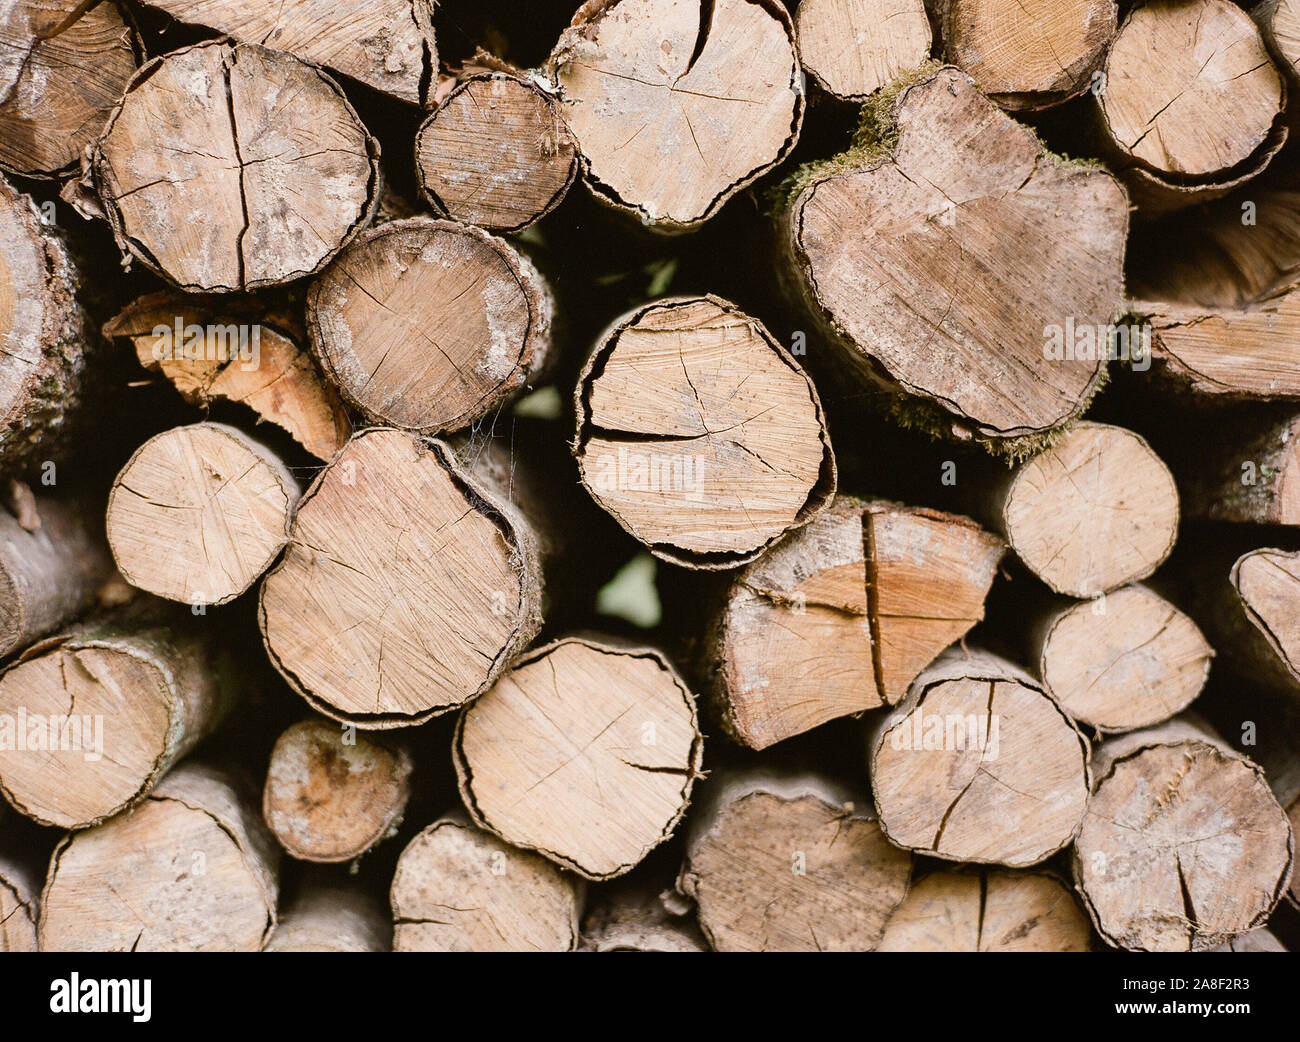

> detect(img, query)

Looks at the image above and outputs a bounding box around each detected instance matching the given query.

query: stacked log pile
[1,0,1299,954]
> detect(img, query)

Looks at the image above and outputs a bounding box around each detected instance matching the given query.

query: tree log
[93,40,380,292]
[1072,717,1293,951]
[778,66,1128,446]
[106,422,300,607]
[795,0,932,101]
[1228,547,1300,696]
[877,869,1094,951]
[390,812,581,952]
[580,879,708,952]
[933,0,1116,110]
[1256,0,1300,86]
[868,647,1091,867]
[987,422,1179,598]
[454,637,703,880]
[264,881,389,952]
[1033,584,1213,733]
[259,428,546,727]
[0,622,231,830]
[104,292,351,462]
[0,491,113,657]
[573,294,835,570]
[135,0,435,104]
[545,0,803,231]
[40,762,280,951]
[0,0,138,178]
[0,176,94,475]
[676,769,911,951]
[262,718,412,863]
[707,496,1002,749]
[416,70,577,232]
[306,216,553,434]
[1168,408,1300,524]
[0,850,37,951]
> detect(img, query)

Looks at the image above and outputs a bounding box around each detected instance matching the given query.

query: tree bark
[676,768,911,951]
[1072,716,1293,951]
[416,69,577,232]
[706,495,1002,749]
[777,66,1128,448]
[262,718,412,863]
[0,621,232,830]
[259,428,547,728]
[868,647,1091,867]
[389,812,581,952]
[795,0,932,101]
[545,0,804,232]
[580,878,708,952]
[264,881,389,952]
[92,39,380,293]
[306,216,553,435]
[40,762,280,951]
[106,422,300,607]
[0,849,38,951]
[0,0,138,178]
[454,636,703,881]
[573,294,836,570]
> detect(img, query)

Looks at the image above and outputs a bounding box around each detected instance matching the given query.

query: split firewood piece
[1227,548,1300,696]
[1096,0,1285,211]
[93,40,379,293]
[581,881,708,952]
[779,66,1127,445]
[0,624,231,830]
[1140,287,1300,399]
[933,0,1116,110]
[106,422,300,607]
[264,882,389,952]
[708,496,1002,750]
[1256,0,1300,84]
[0,491,113,657]
[416,71,578,232]
[794,0,932,100]
[0,176,93,475]
[869,648,1091,867]
[262,718,412,863]
[574,295,835,570]
[0,852,38,951]
[676,770,911,951]
[134,0,435,104]
[260,428,545,728]
[0,0,138,178]
[877,869,1093,951]
[306,217,553,435]
[989,422,1179,598]
[546,0,803,231]
[104,293,350,462]
[455,637,702,880]
[1073,717,1293,952]
[390,813,581,952]
[1033,584,1213,733]
[1170,409,1300,524]
[40,762,280,951]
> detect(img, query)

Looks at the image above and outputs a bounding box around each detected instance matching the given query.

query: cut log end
[0,855,37,951]
[390,815,580,952]
[1001,422,1179,598]
[455,638,703,881]
[549,0,803,230]
[307,217,552,435]
[259,428,543,728]
[416,72,577,232]
[264,883,389,953]
[107,423,299,607]
[93,39,379,292]
[1232,547,1300,688]
[262,719,412,863]
[574,295,835,570]
[795,0,932,100]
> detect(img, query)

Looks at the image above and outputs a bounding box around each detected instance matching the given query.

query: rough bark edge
[1231,547,1300,690]
[571,293,837,570]
[453,636,706,881]
[305,216,553,435]
[545,0,806,234]
[867,646,1093,867]
[257,429,546,729]
[90,38,382,294]
[414,70,579,233]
